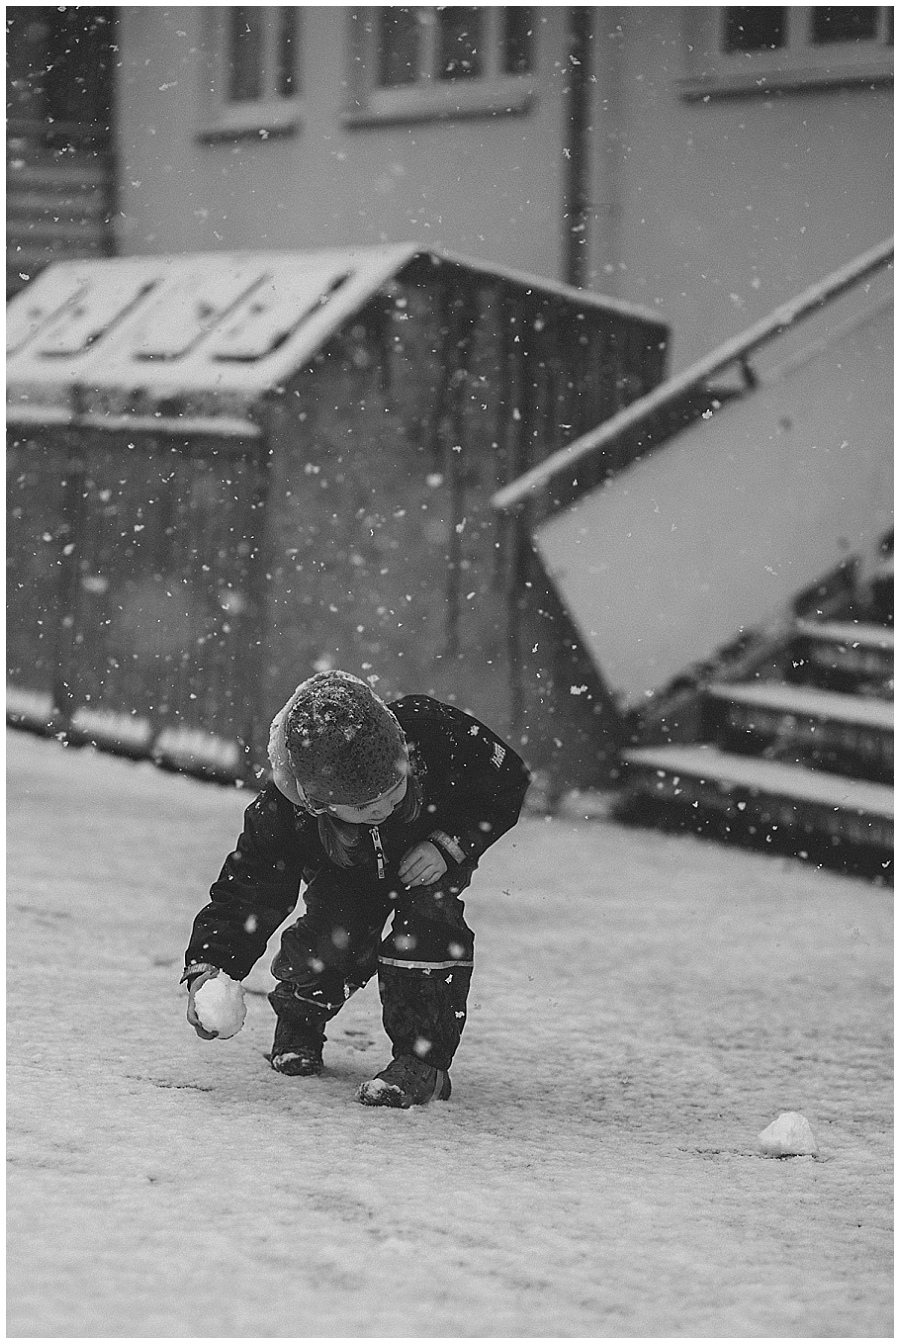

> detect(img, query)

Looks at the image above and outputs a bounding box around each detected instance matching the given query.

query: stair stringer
[533,297,892,721]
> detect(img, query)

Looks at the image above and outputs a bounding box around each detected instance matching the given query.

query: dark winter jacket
[183,696,531,981]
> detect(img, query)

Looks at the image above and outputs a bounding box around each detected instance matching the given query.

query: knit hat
[268,671,407,809]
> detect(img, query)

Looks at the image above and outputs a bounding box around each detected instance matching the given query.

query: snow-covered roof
[6,244,417,414]
[6,243,665,424]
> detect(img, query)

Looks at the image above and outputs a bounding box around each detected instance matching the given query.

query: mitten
[191,971,247,1040]
[184,965,220,1039]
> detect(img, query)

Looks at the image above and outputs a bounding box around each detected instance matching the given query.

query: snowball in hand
[193,974,246,1039]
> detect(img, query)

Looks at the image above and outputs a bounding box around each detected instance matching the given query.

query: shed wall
[7,427,267,775]
[7,254,667,791]
[259,266,664,786]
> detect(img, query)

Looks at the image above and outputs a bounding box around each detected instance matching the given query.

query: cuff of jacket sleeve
[428,830,467,865]
[180,962,218,987]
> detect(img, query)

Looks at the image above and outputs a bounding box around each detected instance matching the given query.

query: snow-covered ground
[7,728,892,1338]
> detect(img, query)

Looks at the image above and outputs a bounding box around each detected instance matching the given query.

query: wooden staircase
[6,7,117,297]
[6,121,116,297]
[620,536,893,880]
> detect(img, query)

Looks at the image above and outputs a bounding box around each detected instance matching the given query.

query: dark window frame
[680,5,893,98]
[199,6,302,141]
[344,7,537,126]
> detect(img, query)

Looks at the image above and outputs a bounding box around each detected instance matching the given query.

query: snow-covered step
[709,680,893,728]
[708,680,893,783]
[622,743,893,850]
[795,619,893,651]
[624,743,894,815]
[793,620,893,688]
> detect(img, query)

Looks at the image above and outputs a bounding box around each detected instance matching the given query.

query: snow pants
[269,864,475,1070]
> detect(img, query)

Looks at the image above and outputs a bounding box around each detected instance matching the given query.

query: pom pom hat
[268,671,408,809]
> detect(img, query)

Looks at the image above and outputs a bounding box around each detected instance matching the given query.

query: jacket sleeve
[422,706,532,869]
[183,784,305,981]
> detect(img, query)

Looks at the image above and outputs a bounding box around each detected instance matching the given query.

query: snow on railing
[492,237,893,513]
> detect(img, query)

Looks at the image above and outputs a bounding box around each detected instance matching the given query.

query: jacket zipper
[369,825,386,879]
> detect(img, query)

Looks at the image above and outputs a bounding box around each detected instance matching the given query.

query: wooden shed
[7,244,668,789]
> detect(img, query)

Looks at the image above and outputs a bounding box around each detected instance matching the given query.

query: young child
[182,670,531,1108]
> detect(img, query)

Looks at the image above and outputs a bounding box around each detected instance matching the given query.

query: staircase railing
[492,237,894,514]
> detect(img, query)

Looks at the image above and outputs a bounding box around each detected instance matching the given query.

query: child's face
[323,775,408,825]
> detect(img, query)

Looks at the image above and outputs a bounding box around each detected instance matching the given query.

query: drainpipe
[564,7,592,289]
[594,9,626,296]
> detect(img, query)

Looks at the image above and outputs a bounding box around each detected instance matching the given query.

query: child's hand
[186,967,220,1039]
[399,841,448,887]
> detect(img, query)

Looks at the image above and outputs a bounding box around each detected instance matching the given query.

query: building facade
[107,6,893,370]
[8,7,892,365]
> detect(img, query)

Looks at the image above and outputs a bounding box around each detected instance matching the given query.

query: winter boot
[377,962,472,1067]
[268,1014,325,1077]
[357,1054,452,1108]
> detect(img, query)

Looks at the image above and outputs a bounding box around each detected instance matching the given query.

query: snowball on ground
[193,974,246,1040]
[758,1111,819,1157]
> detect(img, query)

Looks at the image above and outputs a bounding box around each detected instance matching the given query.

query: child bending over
[182,670,530,1108]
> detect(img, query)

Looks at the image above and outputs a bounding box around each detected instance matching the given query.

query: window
[200,7,301,138]
[345,7,537,125]
[722,8,787,53]
[681,6,893,96]
[810,7,880,43]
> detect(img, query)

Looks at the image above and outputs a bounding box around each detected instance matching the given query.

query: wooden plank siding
[7,427,268,778]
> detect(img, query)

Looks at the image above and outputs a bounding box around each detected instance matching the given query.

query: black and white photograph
[6,4,893,1337]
